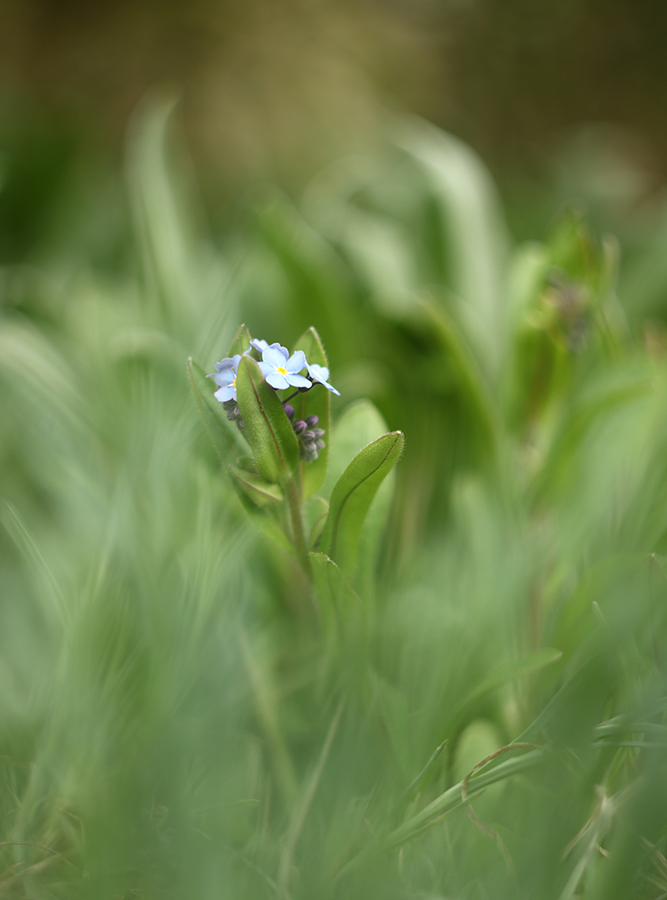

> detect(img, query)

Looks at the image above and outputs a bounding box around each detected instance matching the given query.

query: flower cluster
[207,336,339,458]
[208,337,340,405]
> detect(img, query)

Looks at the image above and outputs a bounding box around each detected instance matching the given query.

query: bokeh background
[3,0,667,254]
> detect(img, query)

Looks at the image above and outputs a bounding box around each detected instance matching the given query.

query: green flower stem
[285,475,312,579]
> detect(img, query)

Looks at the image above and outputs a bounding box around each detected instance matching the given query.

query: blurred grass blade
[319,431,404,577]
[310,551,365,641]
[416,294,499,455]
[278,697,346,894]
[395,117,511,375]
[2,501,67,628]
[293,327,330,499]
[441,648,562,739]
[229,466,284,507]
[187,356,241,464]
[236,356,300,485]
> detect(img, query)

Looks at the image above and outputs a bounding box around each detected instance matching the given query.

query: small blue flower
[207,354,242,402]
[306,362,340,396]
[259,346,311,391]
[250,338,289,359]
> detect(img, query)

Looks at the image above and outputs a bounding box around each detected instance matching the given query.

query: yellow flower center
[277,366,287,376]
[231,377,236,387]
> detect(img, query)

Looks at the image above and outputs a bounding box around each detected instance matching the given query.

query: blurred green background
[3,2,667,898]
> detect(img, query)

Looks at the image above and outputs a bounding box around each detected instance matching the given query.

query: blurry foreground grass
[2,97,667,898]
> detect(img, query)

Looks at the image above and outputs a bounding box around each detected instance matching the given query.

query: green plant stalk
[285,475,312,579]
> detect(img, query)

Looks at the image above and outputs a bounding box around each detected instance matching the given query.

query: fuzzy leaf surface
[236,355,300,484]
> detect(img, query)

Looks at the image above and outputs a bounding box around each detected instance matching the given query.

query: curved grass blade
[319,431,404,577]
[324,399,397,594]
[293,326,330,499]
[236,356,300,485]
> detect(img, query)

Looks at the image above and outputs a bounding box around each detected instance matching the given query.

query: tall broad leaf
[236,356,300,485]
[324,400,397,594]
[293,327,331,499]
[319,431,404,577]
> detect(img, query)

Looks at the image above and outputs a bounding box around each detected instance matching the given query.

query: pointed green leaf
[293,326,331,498]
[229,323,252,356]
[319,431,404,576]
[324,400,397,594]
[229,466,284,507]
[188,356,241,463]
[236,356,300,484]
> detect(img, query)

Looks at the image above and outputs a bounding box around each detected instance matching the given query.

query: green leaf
[319,431,404,576]
[324,400,397,594]
[187,356,241,463]
[229,466,284,507]
[310,551,365,656]
[236,356,300,485]
[229,323,252,357]
[293,326,330,498]
[305,496,329,546]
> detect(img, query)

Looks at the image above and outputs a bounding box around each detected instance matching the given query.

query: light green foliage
[318,430,404,577]
[3,95,667,900]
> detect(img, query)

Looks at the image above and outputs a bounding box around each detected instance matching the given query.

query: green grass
[2,95,667,898]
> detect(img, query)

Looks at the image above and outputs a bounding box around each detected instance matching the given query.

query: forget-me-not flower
[306,362,340,396]
[259,346,311,391]
[250,338,289,358]
[208,354,243,402]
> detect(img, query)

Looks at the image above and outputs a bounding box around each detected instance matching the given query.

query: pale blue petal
[263,346,288,368]
[287,350,307,373]
[286,374,311,388]
[308,363,330,382]
[214,384,236,402]
[266,372,289,390]
[214,369,236,387]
